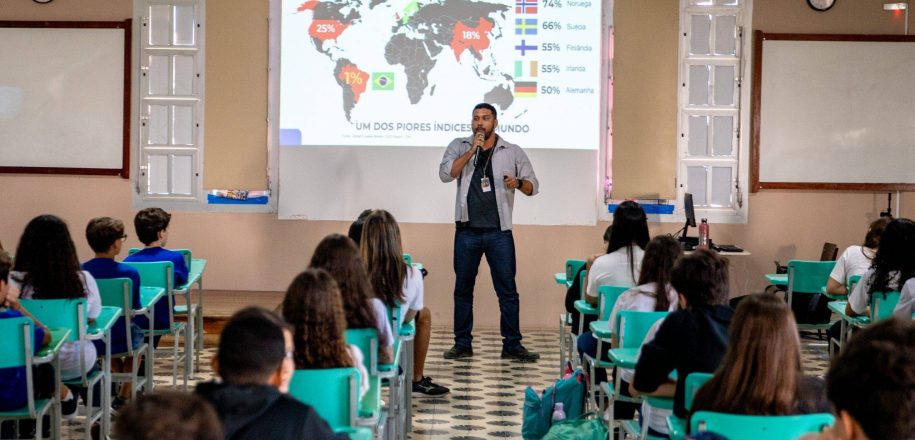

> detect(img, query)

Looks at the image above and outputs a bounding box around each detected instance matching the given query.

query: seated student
[281,269,369,399]
[801,318,915,440]
[584,200,649,306]
[847,218,915,318]
[114,391,223,440]
[632,250,734,422]
[826,217,889,296]
[0,249,54,439]
[10,214,102,418]
[196,307,345,440]
[124,207,189,287]
[564,224,612,335]
[580,234,682,418]
[309,233,395,364]
[691,294,830,423]
[82,217,145,407]
[360,209,449,396]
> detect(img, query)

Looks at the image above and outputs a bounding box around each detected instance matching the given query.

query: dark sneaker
[112,396,128,413]
[501,346,540,362]
[443,345,473,359]
[61,393,78,420]
[412,376,450,396]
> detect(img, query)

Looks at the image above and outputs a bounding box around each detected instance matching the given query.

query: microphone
[472,130,485,165]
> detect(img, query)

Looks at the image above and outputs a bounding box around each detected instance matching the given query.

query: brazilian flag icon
[372,72,395,91]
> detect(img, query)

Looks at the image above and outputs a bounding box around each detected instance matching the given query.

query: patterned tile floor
[55,327,831,439]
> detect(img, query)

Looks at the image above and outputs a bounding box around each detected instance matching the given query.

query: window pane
[712,116,733,156]
[148,55,169,96]
[172,154,193,195]
[715,15,738,55]
[172,55,195,95]
[687,166,708,206]
[147,105,168,145]
[689,0,714,5]
[689,65,710,106]
[147,154,169,194]
[148,5,171,47]
[713,65,735,106]
[173,5,196,46]
[711,167,733,207]
[716,0,739,5]
[171,105,194,145]
[688,116,709,156]
[690,15,711,55]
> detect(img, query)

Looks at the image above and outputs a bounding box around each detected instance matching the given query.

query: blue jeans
[453,228,522,350]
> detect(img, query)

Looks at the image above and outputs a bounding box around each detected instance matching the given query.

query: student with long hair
[826,217,890,296]
[692,294,829,420]
[847,218,915,317]
[309,233,394,364]
[584,200,649,306]
[361,209,449,396]
[10,214,102,418]
[281,268,368,398]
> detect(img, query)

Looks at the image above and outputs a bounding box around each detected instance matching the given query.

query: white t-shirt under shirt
[829,245,875,285]
[893,277,915,320]
[370,298,394,348]
[399,266,424,324]
[11,270,101,380]
[849,269,899,315]
[586,246,645,298]
[346,344,369,399]
[609,282,679,384]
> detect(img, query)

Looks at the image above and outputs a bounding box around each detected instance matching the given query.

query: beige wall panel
[754,0,905,34]
[0,0,131,21]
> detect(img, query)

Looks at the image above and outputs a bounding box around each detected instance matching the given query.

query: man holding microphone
[438,103,540,362]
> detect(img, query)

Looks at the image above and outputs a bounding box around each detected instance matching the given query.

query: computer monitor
[681,193,697,241]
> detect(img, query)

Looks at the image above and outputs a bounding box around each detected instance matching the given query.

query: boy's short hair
[347,209,374,245]
[86,217,125,253]
[827,318,915,440]
[0,250,11,283]
[134,207,171,245]
[114,391,222,440]
[670,249,730,307]
[217,307,287,384]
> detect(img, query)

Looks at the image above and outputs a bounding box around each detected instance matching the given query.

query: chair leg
[559,314,567,377]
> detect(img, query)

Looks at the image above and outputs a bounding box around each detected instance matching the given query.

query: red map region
[450,19,493,61]
[338,64,369,103]
[296,1,318,12]
[309,19,349,41]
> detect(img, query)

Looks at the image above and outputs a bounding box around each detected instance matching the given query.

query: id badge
[481,177,492,192]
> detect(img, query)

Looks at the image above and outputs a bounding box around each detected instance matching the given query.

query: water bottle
[698,218,710,250]
[552,402,566,422]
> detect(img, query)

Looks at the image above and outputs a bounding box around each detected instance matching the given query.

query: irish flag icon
[372,72,395,91]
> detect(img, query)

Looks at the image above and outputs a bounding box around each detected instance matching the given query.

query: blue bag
[522,368,587,439]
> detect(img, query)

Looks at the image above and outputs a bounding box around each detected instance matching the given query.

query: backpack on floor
[542,412,608,440]
[522,367,587,439]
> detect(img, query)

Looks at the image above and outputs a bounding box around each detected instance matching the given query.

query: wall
[1,0,911,331]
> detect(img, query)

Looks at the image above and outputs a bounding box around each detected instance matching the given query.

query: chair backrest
[616,310,669,349]
[870,291,901,322]
[690,411,834,440]
[20,298,86,342]
[288,368,360,430]
[820,242,839,261]
[123,261,175,323]
[96,278,134,311]
[566,259,586,283]
[684,372,713,412]
[578,269,588,300]
[597,285,629,320]
[848,274,861,292]
[787,260,836,294]
[344,328,381,415]
[0,316,33,369]
[128,248,192,268]
[402,253,412,265]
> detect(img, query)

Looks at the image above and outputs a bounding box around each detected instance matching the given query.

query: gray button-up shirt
[439,135,539,231]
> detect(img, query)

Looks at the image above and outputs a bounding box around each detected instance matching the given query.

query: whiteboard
[752,33,915,190]
[0,23,129,176]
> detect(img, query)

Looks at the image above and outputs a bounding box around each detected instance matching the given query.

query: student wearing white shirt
[584,200,649,305]
[847,219,915,318]
[826,218,889,296]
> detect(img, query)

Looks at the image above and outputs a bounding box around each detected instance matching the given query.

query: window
[135,0,204,202]
[678,0,750,222]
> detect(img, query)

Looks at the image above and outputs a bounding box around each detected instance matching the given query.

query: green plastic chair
[0,316,54,439]
[344,328,386,436]
[870,291,901,322]
[667,372,714,439]
[123,261,191,389]
[690,411,834,439]
[96,278,151,399]
[583,285,628,410]
[786,260,837,330]
[573,270,599,335]
[558,259,587,376]
[288,368,362,431]
[385,302,412,438]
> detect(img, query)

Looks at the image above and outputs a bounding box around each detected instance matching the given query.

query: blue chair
[690,411,834,439]
[123,261,191,389]
[667,372,714,439]
[287,368,372,438]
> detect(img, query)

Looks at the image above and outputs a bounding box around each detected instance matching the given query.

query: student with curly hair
[847,218,915,318]
[281,268,368,398]
[115,391,223,440]
[309,234,394,364]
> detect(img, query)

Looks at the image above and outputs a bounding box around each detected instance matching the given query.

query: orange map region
[296,1,318,12]
[309,19,349,41]
[450,19,493,61]
[338,64,369,103]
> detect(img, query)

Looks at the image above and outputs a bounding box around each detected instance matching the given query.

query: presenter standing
[438,103,540,362]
